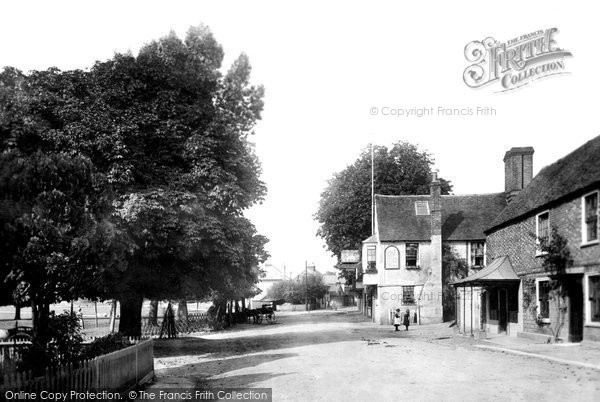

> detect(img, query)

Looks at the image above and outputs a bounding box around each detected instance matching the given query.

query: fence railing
[0,339,154,394]
[142,312,210,336]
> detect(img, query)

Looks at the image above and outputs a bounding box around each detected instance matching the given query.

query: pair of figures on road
[393,308,410,331]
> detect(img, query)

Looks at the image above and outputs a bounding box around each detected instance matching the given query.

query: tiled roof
[375,193,507,242]
[362,234,379,243]
[452,256,518,285]
[487,135,600,232]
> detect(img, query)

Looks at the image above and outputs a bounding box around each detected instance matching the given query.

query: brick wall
[487,189,600,336]
[487,192,600,274]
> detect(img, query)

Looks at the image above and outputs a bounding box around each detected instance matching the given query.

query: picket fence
[0,339,154,394]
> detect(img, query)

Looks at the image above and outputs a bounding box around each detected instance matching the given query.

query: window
[405,243,419,268]
[384,246,399,269]
[470,242,485,267]
[583,192,599,244]
[536,211,550,242]
[415,201,430,216]
[589,276,600,323]
[402,286,415,305]
[537,280,551,319]
[366,246,376,271]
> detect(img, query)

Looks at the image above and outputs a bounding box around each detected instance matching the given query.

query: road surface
[151,310,599,401]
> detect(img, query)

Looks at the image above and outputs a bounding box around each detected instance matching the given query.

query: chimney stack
[430,171,441,236]
[503,147,534,203]
[421,170,443,324]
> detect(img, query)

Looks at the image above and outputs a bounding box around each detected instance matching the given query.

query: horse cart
[247,303,277,325]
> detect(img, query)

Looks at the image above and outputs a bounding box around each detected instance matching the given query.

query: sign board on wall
[341,250,360,263]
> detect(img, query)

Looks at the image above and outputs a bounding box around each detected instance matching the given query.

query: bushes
[81,333,133,360]
[18,311,84,374]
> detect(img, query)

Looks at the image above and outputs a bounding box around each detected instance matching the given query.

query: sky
[2,1,598,279]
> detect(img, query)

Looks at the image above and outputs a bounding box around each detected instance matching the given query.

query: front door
[567,277,584,342]
[498,289,507,332]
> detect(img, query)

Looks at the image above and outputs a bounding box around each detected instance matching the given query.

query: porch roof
[452,256,519,286]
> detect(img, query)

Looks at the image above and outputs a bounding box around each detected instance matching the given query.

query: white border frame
[581,190,600,246]
[468,241,486,268]
[535,210,550,256]
[384,245,400,270]
[584,273,600,327]
[535,276,551,320]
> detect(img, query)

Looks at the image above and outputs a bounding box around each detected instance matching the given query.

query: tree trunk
[109,300,117,333]
[148,300,159,326]
[118,294,144,337]
[14,305,21,320]
[32,301,51,341]
[177,300,188,321]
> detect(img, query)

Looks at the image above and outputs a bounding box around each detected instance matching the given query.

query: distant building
[250,263,286,308]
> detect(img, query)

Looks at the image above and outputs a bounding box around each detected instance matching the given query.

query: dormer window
[415,201,430,216]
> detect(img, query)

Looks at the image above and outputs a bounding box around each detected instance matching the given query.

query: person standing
[403,309,410,331]
[393,308,401,331]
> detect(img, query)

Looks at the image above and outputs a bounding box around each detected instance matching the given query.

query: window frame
[582,190,600,246]
[384,246,400,270]
[366,246,377,272]
[535,277,551,320]
[402,286,415,305]
[469,241,486,268]
[585,274,600,327]
[535,210,550,256]
[405,243,419,269]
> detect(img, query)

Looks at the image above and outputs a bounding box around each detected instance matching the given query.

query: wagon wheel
[256,314,263,324]
[266,313,276,324]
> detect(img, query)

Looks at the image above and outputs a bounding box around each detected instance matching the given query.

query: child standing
[393,308,401,331]
[403,309,410,331]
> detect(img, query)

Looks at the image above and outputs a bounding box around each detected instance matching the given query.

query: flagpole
[371,143,374,236]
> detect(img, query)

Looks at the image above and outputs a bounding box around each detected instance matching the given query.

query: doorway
[566,276,584,342]
[498,289,507,332]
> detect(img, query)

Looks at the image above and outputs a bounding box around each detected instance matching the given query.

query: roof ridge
[375,194,429,198]
[441,192,504,197]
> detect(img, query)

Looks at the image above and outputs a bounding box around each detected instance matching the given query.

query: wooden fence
[0,339,154,394]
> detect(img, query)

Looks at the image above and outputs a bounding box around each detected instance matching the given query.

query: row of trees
[0,25,268,337]
[266,273,328,306]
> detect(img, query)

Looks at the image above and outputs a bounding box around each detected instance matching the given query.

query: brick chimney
[504,147,534,203]
[430,171,441,236]
[421,171,443,324]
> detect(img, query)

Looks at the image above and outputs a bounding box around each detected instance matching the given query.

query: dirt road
[151,310,599,401]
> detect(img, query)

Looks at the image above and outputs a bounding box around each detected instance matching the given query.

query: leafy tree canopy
[0,25,269,336]
[315,142,452,258]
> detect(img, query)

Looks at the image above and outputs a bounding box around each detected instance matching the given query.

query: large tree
[315,142,452,259]
[0,150,122,339]
[0,25,268,336]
